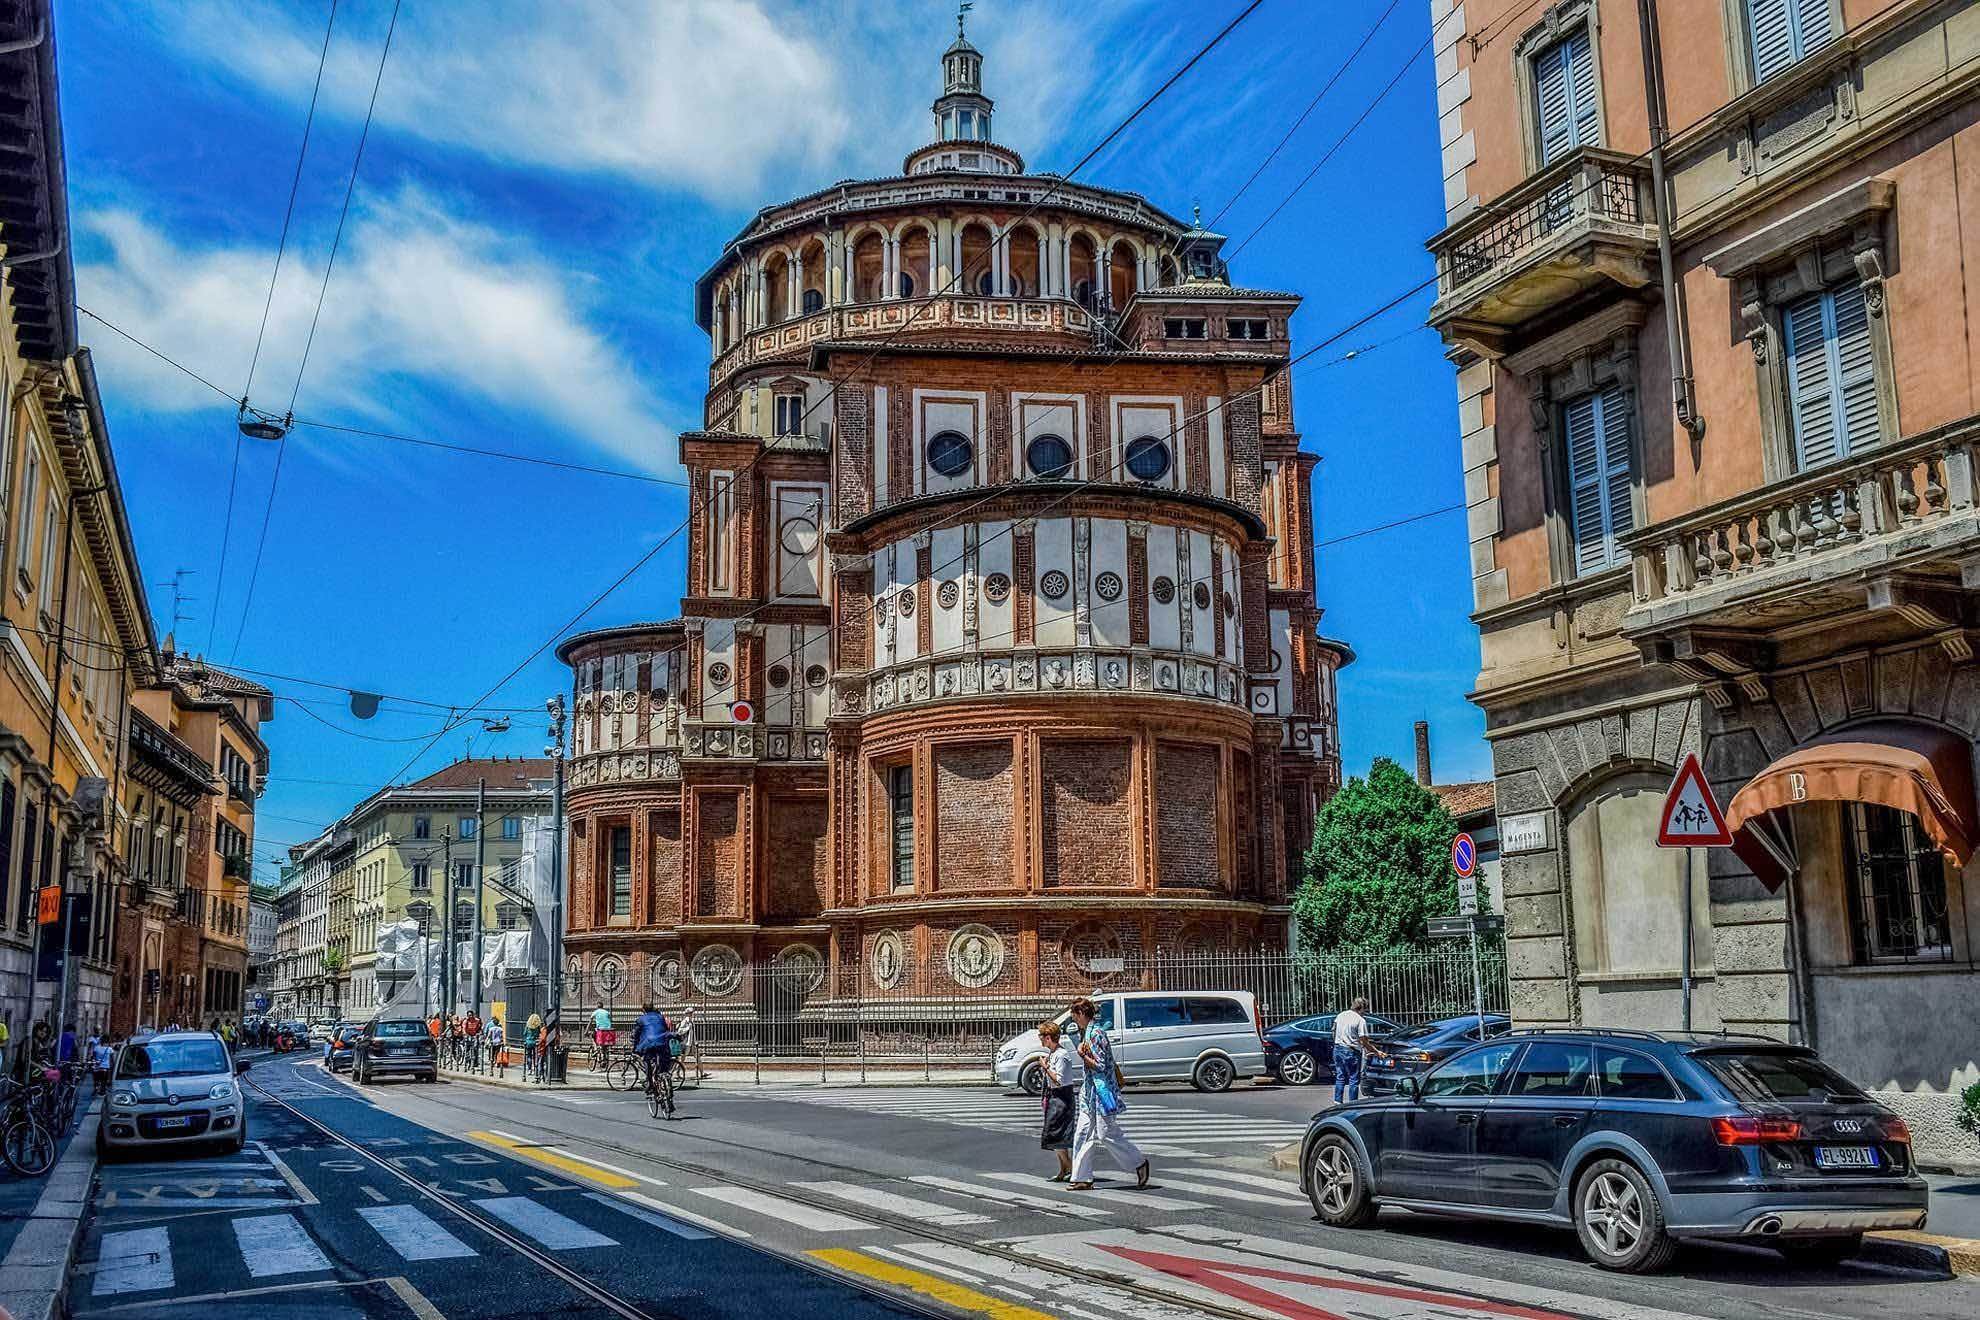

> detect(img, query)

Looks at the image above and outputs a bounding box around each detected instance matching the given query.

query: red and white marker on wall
[729,700,754,723]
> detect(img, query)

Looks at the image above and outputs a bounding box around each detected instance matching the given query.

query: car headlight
[209,1082,236,1101]
[997,1047,1017,1061]
[111,1090,137,1108]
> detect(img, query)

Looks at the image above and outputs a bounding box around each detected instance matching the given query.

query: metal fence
[498,947,1508,1072]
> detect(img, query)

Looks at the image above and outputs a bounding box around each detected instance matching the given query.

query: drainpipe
[1635,0,1705,442]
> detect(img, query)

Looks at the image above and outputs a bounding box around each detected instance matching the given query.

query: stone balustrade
[709,295,1095,385]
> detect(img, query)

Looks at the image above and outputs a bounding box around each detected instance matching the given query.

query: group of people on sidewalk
[1036,997,1150,1191]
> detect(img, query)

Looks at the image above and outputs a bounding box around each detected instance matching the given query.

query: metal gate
[753,964,811,1057]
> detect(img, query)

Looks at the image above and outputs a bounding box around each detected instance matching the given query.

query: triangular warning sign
[1657,751,1733,847]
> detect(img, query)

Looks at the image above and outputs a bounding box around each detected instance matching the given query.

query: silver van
[993,990,1266,1094]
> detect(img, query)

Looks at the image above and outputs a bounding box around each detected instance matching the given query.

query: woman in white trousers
[1067,997,1149,1189]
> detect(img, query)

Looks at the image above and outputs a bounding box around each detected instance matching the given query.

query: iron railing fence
[507,948,1508,1070]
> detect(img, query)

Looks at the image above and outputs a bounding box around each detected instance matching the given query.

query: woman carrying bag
[1068,997,1149,1191]
[1036,1021,1083,1181]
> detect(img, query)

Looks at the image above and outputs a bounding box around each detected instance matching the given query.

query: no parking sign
[1452,833,1478,916]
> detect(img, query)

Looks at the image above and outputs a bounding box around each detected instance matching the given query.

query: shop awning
[1726,722,1977,886]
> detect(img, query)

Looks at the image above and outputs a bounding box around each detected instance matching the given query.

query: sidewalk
[0,1106,97,1320]
[438,1057,997,1090]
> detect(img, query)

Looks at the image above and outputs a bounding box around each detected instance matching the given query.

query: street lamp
[545,696,567,1073]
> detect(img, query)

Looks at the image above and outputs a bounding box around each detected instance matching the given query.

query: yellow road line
[467,1130,638,1189]
[809,1248,1055,1320]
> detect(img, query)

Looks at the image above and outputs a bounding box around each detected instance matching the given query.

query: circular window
[1193,582,1212,611]
[982,572,1011,604]
[1151,576,1176,604]
[805,664,828,687]
[1026,434,1073,479]
[937,581,960,610]
[1039,570,1070,600]
[767,664,790,689]
[895,589,916,617]
[707,662,731,688]
[780,516,819,558]
[1094,571,1123,601]
[1125,435,1172,482]
[926,430,973,478]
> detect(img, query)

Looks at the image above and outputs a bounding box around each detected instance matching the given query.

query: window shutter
[1749,0,1796,82]
[1784,291,1839,468]
[1600,384,1634,544]
[1830,282,1881,453]
[1565,394,1608,574]
[1793,0,1834,60]
[1568,29,1599,152]
[1535,41,1574,166]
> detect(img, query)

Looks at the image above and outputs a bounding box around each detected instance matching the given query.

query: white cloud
[76,187,677,471]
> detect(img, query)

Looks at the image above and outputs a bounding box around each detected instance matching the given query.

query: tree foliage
[1294,757,1469,952]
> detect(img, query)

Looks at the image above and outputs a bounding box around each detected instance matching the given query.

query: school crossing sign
[1656,752,1733,848]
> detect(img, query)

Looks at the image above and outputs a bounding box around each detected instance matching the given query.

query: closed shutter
[1535,29,1599,166]
[1749,0,1796,81]
[1793,0,1834,60]
[1831,282,1882,453]
[1565,386,1632,575]
[1784,291,1838,467]
[1784,283,1881,469]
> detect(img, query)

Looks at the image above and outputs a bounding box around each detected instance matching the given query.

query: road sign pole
[1681,847,1694,1031]
[1469,918,1486,1042]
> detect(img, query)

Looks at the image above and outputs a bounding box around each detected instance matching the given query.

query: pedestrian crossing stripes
[357,1204,478,1260]
[474,1195,620,1249]
[231,1213,332,1277]
[92,1227,173,1296]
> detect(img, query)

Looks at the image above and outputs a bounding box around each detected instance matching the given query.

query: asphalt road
[66,1052,1980,1320]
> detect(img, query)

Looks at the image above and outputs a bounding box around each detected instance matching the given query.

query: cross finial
[959,1,972,38]
[1192,201,1202,227]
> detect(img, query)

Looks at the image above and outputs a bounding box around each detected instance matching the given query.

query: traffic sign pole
[1681,847,1693,1031]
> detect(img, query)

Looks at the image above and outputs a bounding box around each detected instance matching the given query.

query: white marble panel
[1187,528,1215,656]
[932,524,968,658]
[701,619,736,722]
[917,391,985,497]
[1034,516,1075,649]
[1221,545,1243,665]
[1146,523,1180,651]
[873,385,889,502]
[1271,607,1294,717]
[1012,395,1079,478]
[1207,396,1226,498]
[978,520,1014,649]
[1089,518,1130,647]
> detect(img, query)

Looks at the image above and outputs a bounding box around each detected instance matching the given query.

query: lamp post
[545,697,567,1060]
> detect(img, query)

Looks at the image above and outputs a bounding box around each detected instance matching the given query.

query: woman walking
[1068,997,1149,1191]
[1037,1021,1083,1181]
[523,1013,543,1082]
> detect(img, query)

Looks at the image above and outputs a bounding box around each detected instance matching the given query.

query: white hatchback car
[99,1031,250,1157]
[993,990,1266,1094]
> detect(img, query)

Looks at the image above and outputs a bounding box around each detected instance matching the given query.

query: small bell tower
[905,4,1024,176]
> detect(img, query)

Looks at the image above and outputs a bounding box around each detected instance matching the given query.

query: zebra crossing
[739,1084,1310,1156]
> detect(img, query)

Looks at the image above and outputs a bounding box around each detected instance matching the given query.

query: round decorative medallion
[1223,590,1236,618]
[945,924,1006,989]
[1193,582,1212,610]
[937,580,960,610]
[649,952,683,997]
[982,572,1012,604]
[567,954,584,979]
[1151,576,1176,604]
[870,931,907,990]
[779,516,819,558]
[776,944,826,994]
[875,592,892,619]
[690,944,744,997]
[1064,922,1127,980]
[1094,571,1123,602]
[806,664,828,687]
[594,955,625,996]
[1039,570,1070,600]
[896,589,915,617]
[767,664,790,689]
[707,661,731,688]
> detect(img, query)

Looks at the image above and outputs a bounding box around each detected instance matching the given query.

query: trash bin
[547,1044,568,1084]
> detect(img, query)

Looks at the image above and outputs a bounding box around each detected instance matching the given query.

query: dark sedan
[324,1023,361,1072]
[1263,1012,1400,1085]
[1299,1029,1928,1273]
[1362,1013,1511,1094]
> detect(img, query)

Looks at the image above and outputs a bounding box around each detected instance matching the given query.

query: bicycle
[0,1078,57,1177]
[642,1048,675,1120]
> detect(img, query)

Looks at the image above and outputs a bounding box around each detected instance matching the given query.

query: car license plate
[154,1116,191,1129]
[1815,1145,1879,1169]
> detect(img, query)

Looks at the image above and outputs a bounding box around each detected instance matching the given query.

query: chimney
[1414,720,1432,786]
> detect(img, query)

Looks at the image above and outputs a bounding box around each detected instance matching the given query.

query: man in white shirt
[1332,997,1376,1104]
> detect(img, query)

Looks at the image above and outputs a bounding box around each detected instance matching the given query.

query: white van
[992,990,1266,1094]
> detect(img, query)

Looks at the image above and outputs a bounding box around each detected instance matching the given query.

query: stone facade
[556,28,1350,1017]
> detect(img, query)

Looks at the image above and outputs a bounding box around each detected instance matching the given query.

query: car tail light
[1884,1117,1912,1144]
[1713,1115,1801,1145]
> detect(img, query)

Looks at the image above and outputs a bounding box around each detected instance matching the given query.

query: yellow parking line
[467,1130,637,1189]
[809,1248,1054,1320]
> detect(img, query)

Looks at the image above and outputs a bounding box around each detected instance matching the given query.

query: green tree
[1294,757,1470,952]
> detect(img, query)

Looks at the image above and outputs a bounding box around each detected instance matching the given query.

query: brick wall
[1039,738,1133,887]
[649,810,683,926]
[766,796,829,919]
[1155,742,1221,889]
[694,795,739,919]
[933,741,1015,890]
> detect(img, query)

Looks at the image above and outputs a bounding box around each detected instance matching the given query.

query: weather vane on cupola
[958,2,972,39]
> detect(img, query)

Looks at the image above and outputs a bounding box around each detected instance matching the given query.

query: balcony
[1623,426,1980,670]
[709,296,1096,386]
[1428,149,1658,357]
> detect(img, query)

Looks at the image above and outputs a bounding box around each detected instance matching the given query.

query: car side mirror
[1398,1075,1420,1102]
[235,1059,252,1073]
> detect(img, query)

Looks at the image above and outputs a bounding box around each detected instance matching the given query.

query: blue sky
[56,0,1485,883]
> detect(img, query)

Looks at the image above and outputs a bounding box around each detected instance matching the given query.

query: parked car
[994,990,1265,1094]
[325,1023,362,1072]
[1298,1029,1929,1273]
[355,1018,436,1084]
[271,1021,307,1053]
[98,1031,251,1158]
[1263,1012,1402,1085]
[1361,1013,1511,1094]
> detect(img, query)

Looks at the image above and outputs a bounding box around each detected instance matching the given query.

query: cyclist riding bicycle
[632,1003,673,1079]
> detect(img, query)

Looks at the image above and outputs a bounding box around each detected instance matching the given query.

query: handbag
[1091,1070,1123,1116]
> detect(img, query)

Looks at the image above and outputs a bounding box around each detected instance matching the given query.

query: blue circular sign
[1452,834,1476,878]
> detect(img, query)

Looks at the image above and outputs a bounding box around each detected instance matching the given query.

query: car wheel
[1773,1234,1862,1267]
[1305,1132,1377,1227]
[1018,1060,1045,1096]
[1276,1049,1318,1086]
[1574,1159,1676,1273]
[357,1066,370,1085]
[1191,1055,1235,1093]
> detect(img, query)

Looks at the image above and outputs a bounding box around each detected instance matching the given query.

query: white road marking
[255,1140,319,1204]
[359,1204,479,1260]
[613,1190,751,1240]
[1152,1173,1309,1209]
[231,1213,333,1277]
[473,1196,620,1249]
[1158,1166,1301,1193]
[584,1190,714,1240]
[908,1175,1112,1219]
[795,1180,994,1226]
[92,1227,174,1296]
[889,1241,1211,1320]
[980,1171,1206,1212]
[541,1148,667,1186]
[690,1185,876,1232]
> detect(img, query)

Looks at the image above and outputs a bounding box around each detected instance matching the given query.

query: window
[1162,317,1207,340]
[926,429,973,478]
[774,393,805,437]
[455,901,474,930]
[496,901,520,931]
[1533,27,1599,166]
[609,826,632,918]
[459,816,477,840]
[1563,386,1633,575]
[1598,1048,1682,1100]
[1228,318,1269,341]
[888,764,914,890]
[1183,996,1250,1025]
[1507,1041,1595,1097]
[413,816,430,840]
[801,288,824,315]
[1124,435,1172,483]
[1783,281,1880,469]
[455,862,475,890]
[1843,802,1953,963]
[1026,434,1073,479]
[37,498,57,604]
[1701,1049,1864,1103]
[502,816,521,841]
[1420,1041,1520,1098]
[411,863,431,892]
[14,442,36,590]
[1747,0,1833,84]
[1125,996,1188,1030]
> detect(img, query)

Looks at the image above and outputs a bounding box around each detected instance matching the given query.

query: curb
[433,1066,1001,1092]
[0,1110,99,1320]
[1866,1230,1980,1277]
